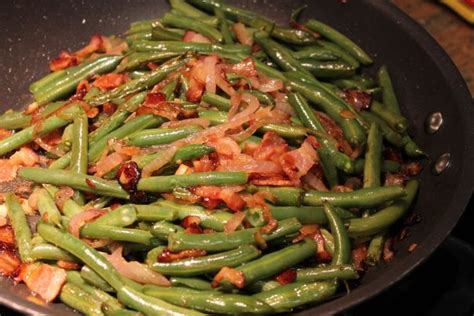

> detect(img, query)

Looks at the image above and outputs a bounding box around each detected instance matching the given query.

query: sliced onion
[162,118,210,129]
[104,246,170,286]
[54,186,75,210]
[182,31,212,43]
[22,263,67,302]
[233,23,253,46]
[224,211,246,232]
[142,145,177,177]
[258,76,284,93]
[68,209,107,238]
[203,55,218,95]
[95,152,128,177]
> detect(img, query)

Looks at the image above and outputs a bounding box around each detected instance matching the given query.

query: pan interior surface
[0,0,472,314]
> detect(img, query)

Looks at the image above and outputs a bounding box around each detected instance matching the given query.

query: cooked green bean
[144,285,273,314]
[270,205,355,224]
[59,283,104,316]
[378,65,401,115]
[115,51,181,73]
[168,218,302,252]
[152,245,261,276]
[126,125,202,147]
[169,277,214,291]
[131,40,251,55]
[81,266,115,293]
[303,185,406,209]
[296,264,358,282]
[363,123,383,188]
[30,243,78,262]
[366,231,386,265]
[299,60,356,78]
[151,22,186,41]
[137,171,248,193]
[19,168,129,199]
[162,12,223,43]
[150,221,184,240]
[134,204,178,221]
[94,205,137,227]
[293,46,339,61]
[133,144,215,169]
[6,194,33,262]
[323,202,351,265]
[70,113,88,174]
[81,224,156,245]
[370,100,408,133]
[36,189,62,227]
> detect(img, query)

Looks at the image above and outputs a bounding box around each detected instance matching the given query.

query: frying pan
[0,0,473,314]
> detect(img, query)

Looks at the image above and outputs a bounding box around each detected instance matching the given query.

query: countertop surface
[394,0,474,94]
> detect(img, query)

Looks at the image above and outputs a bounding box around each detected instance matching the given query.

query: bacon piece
[342,89,372,111]
[95,152,128,177]
[0,160,18,182]
[10,147,40,167]
[182,31,211,43]
[49,51,78,72]
[56,261,81,270]
[22,263,67,302]
[0,248,21,277]
[383,238,395,262]
[68,209,107,238]
[402,162,422,177]
[212,267,245,288]
[224,57,257,78]
[317,112,352,154]
[274,269,297,285]
[103,102,117,116]
[75,34,103,59]
[253,132,289,163]
[384,173,405,187]
[137,92,192,121]
[93,73,128,91]
[233,23,253,46]
[280,137,319,182]
[0,128,12,141]
[224,211,246,232]
[0,226,15,246]
[352,243,368,271]
[157,249,207,263]
[194,186,245,212]
[181,216,203,234]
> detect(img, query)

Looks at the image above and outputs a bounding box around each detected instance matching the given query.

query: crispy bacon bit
[340,109,357,119]
[258,76,284,93]
[117,161,141,192]
[332,185,353,193]
[22,264,67,302]
[343,90,372,111]
[75,34,103,59]
[162,118,210,129]
[0,128,12,141]
[182,216,203,234]
[0,249,21,277]
[85,178,97,189]
[182,31,211,43]
[49,51,78,72]
[383,238,395,262]
[398,228,410,241]
[56,261,81,270]
[194,186,245,212]
[254,231,267,249]
[313,228,332,263]
[408,243,417,252]
[157,249,207,263]
[138,93,192,121]
[73,80,91,101]
[10,147,40,167]
[402,162,422,177]
[404,212,421,226]
[317,112,352,155]
[253,132,288,163]
[86,107,99,119]
[352,243,368,271]
[224,211,246,233]
[0,160,18,182]
[103,102,117,116]
[212,267,245,289]
[93,73,128,91]
[0,226,15,246]
[225,57,257,78]
[274,269,297,285]
[280,137,319,182]
[384,173,405,187]
[384,147,402,163]
[96,152,128,177]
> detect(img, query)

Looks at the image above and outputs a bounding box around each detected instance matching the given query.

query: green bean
[150,221,184,240]
[104,309,141,316]
[293,46,339,61]
[0,103,81,156]
[306,19,372,65]
[378,65,401,115]
[320,228,335,255]
[403,135,425,158]
[347,180,419,237]
[152,245,260,276]
[67,271,122,312]
[168,218,302,252]
[81,224,156,245]
[115,51,181,73]
[170,0,211,18]
[81,266,115,293]
[131,40,251,55]
[359,111,405,148]
[214,8,234,44]
[117,286,204,316]
[158,200,234,231]
[30,243,78,262]
[317,40,360,68]
[245,90,274,106]
[5,194,33,262]
[303,185,406,209]
[169,9,219,27]
[33,55,123,105]
[370,101,408,133]
[126,125,202,147]
[144,285,273,314]
[169,277,214,291]
[127,19,159,34]
[246,280,281,293]
[30,69,68,94]
[94,205,137,227]
[296,264,358,282]
[37,223,124,290]
[270,205,355,224]
[126,30,152,42]
[151,22,186,41]
[59,283,104,316]
[36,189,62,227]
[270,27,317,46]
[323,202,351,265]
[254,280,337,312]
[70,113,88,174]
[162,12,223,43]
[137,171,248,193]
[134,204,178,221]
[247,185,304,206]
[254,31,311,75]
[145,246,165,265]
[366,231,386,266]
[89,57,188,105]
[161,78,178,100]
[0,101,66,130]
[228,239,316,287]
[353,159,400,175]
[363,123,383,188]
[133,144,215,169]
[299,60,356,79]
[19,168,129,199]
[286,78,366,146]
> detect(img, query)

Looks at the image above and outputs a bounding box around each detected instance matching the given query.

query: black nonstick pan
[0,0,473,314]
